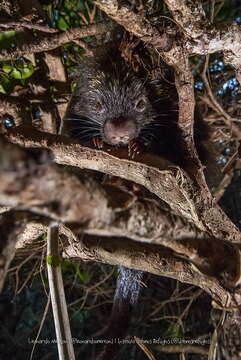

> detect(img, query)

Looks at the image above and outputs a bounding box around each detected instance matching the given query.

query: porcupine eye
[134,97,146,112]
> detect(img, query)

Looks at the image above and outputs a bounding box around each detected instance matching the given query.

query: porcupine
[62,41,207,359]
[61,42,185,163]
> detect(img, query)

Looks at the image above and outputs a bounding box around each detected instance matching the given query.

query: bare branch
[0,22,114,61]
[94,0,172,49]
[0,138,204,243]
[164,0,241,81]
[64,233,237,308]
[95,0,241,80]
[3,127,241,244]
[0,20,58,33]
[1,140,240,289]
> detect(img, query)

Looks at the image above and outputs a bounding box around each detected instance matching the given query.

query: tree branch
[0,22,114,61]
[4,126,241,244]
[64,233,238,308]
[95,0,241,82]
[0,137,205,243]
[164,0,241,83]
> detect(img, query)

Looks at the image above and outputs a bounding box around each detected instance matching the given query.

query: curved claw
[128,140,142,159]
[93,137,103,149]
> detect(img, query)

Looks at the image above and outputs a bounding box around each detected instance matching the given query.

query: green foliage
[2,60,35,80]
[46,255,61,267]
[61,259,90,284]
[0,75,12,94]
[0,58,35,94]
[75,265,90,284]
[37,233,47,241]
[45,0,98,31]
[165,323,183,339]
[71,81,77,91]
[0,30,16,48]
[44,0,99,66]
[57,16,70,30]
[45,256,91,284]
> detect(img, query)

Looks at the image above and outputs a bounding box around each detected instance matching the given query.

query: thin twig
[0,21,58,33]
[30,295,51,360]
[47,223,75,360]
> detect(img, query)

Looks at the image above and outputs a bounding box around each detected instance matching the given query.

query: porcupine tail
[97,267,144,360]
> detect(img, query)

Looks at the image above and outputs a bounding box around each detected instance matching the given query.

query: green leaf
[0,83,6,94]
[60,259,74,272]
[76,267,90,284]
[0,30,16,48]
[0,75,12,94]
[2,63,13,73]
[3,61,35,80]
[37,233,47,241]
[4,30,16,39]
[46,255,61,267]
[71,81,77,91]
[14,63,34,80]
[57,17,70,30]
[83,37,92,43]
[165,323,183,338]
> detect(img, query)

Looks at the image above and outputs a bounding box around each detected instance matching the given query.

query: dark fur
[62,46,185,164]
[97,267,143,360]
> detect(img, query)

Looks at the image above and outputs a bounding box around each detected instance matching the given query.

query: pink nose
[104,117,137,145]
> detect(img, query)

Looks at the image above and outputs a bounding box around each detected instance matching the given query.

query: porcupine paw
[128,140,142,159]
[92,136,104,149]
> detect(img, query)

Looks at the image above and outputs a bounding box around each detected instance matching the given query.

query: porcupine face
[66,53,158,147]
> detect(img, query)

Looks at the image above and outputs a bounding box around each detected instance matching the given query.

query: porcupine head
[62,43,178,159]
